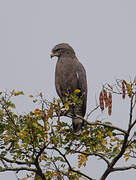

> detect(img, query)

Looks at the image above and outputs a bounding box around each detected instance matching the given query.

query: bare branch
[0,167,36,173]
[129,95,134,127]
[130,119,136,129]
[86,121,127,134]
[86,105,100,119]
[111,164,136,172]
[0,157,34,165]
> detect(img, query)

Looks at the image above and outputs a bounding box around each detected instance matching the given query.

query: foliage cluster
[0,79,136,180]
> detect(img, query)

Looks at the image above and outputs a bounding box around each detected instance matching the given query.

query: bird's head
[50,43,75,58]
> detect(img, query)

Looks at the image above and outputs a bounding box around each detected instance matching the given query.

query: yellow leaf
[18,91,24,95]
[34,109,41,115]
[0,109,3,116]
[17,132,21,136]
[39,92,43,97]
[134,76,136,84]
[124,152,130,162]
[21,178,27,180]
[64,104,69,111]
[37,134,42,138]
[126,83,132,97]
[7,135,11,141]
[57,98,61,103]
[108,131,113,137]
[12,90,24,96]
[126,83,131,89]
[98,133,102,139]
[125,157,129,162]
[49,103,54,118]
[74,89,81,94]
[124,152,130,158]
[10,103,16,109]
[78,153,88,168]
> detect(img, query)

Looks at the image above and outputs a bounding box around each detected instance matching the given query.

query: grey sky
[0,0,136,179]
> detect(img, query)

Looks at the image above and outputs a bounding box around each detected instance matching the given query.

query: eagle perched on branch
[51,43,87,133]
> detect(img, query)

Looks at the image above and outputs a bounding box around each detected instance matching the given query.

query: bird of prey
[51,43,87,134]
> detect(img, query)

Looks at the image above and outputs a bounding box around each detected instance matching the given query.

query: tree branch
[86,121,127,134]
[34,154,46,180]
[100,96,134,180]
[100,131,129,179]
[48,147,95,180]
[71,150,110,167]
[128,95,134,127]
[0,167,36,173]
[86,105,100,119]
[64,114,127,134]
[0,156,34,165]
[111,164,136,172]
[130,119,136,129]
[36,143,49,162]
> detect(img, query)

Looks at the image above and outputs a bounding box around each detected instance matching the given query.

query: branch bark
[72,150,110,167]
[34,153,46,180]
[48,147,95,180]
[100,96,135,180]
[111,164,136,171]
[0,156,34,165]
[0,167,36,173]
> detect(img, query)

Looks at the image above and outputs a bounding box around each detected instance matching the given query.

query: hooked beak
[50,52,55,58]
[50,51,59,58]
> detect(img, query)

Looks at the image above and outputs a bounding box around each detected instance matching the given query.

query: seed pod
[108,92,112,115]
[108,103,112,116]
[99,91,104,111]
[103,89,108,107]
[122,81,126,99]
[134,76,136,84]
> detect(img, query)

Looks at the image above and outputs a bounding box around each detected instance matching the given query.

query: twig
[86,105,100,119]
[64,114,127,134]
[0,157,34,165]
[129,95,134,127]
[100,96,134,180]
[36,143,50,162]
[72,150,110,166]
[111,164,136,172]
[0,167,36,173]
[86,121,127,134]
[47,147,95,180]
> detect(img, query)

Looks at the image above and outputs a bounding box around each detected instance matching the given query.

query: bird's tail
[72,117,84,135]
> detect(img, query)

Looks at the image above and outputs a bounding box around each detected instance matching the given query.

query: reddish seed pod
[134,76,136,84]
[122,81,126,99]
[108,92,112,104]
[108,92,112,115]
[108,103,112,116]
[99,91,104,111]
[103,89,108,108]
